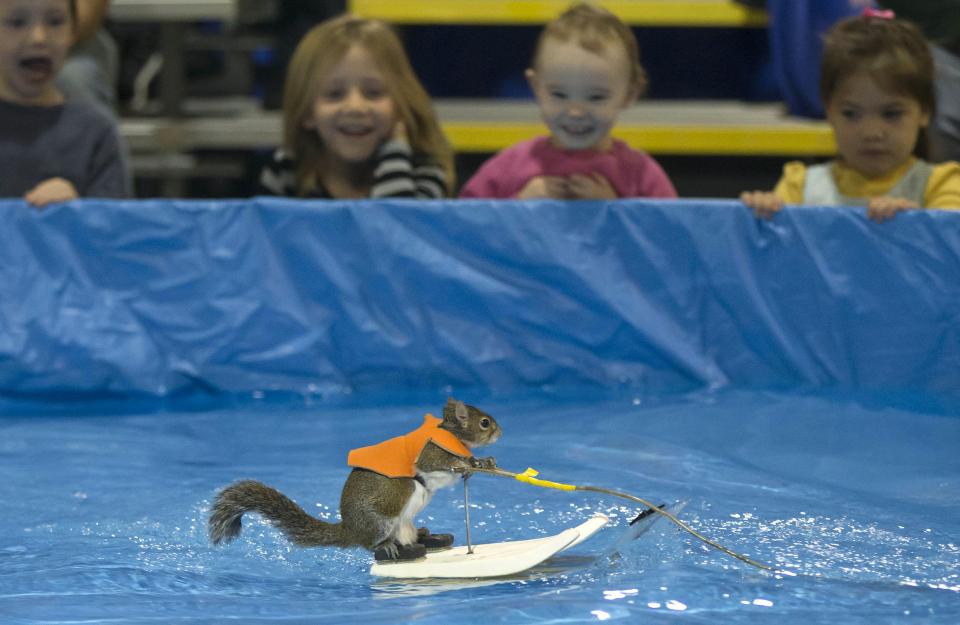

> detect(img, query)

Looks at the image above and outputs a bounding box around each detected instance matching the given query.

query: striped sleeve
[257,149,299,196]
[371,139,448,199]
[412,162,447,199]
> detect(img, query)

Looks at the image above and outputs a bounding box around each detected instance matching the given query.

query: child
[259,14,453,199]
[459,2,677,200]
[0,0,129,207]
[742,12,960,221]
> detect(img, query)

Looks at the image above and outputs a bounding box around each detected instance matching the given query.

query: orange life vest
[346,414,472,478]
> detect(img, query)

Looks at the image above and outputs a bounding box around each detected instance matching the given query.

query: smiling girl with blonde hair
[259,14,453,199]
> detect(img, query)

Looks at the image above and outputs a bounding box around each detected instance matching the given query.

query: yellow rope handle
[514,467,577,491]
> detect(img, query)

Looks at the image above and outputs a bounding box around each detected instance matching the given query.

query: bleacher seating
[114,0,833,195]
[121,99,834,156]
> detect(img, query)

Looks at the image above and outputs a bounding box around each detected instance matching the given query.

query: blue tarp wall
[1,199,958,399]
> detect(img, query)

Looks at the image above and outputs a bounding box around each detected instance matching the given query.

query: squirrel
[208,397,501,561]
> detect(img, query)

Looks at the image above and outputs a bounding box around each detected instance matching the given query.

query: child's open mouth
[560,124,594,137]
[338,125,375,137]
[19,57,54,82]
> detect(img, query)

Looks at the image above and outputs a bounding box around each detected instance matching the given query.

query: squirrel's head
[440,397,501,448]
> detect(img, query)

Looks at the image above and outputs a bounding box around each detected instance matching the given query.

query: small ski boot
[417,526,454,550]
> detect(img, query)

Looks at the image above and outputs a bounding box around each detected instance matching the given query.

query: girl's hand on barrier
[740,191,784,220]
[567,173,617,200]
[867,196,917,223]
[517,176,568,199]
[25,177,79,208]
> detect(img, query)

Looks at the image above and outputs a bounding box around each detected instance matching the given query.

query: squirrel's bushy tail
[208,480,343,547]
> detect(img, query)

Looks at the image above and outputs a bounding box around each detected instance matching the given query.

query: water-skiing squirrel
[208,398,501,561]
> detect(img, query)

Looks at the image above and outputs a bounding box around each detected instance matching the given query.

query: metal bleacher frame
[113,0,244,194]
[116,0,836,195]
[112,0,238,116]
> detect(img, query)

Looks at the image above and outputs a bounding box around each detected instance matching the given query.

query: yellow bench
[121,100,834,157]
[439,100,833,155]
[347,0,768,26]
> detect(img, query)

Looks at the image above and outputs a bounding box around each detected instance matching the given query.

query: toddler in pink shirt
[460,3,677,200]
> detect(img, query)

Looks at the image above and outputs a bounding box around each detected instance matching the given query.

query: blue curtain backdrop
[767,0,868,117]
[1,198,958,398]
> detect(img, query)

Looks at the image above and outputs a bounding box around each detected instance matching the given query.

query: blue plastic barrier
[1,198,958,398]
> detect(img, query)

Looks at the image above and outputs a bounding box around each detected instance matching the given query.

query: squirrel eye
[480,418,490,430]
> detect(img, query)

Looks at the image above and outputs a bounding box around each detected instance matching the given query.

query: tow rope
[463,465,775,572]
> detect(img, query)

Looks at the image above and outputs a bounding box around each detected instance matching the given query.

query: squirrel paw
[374,541,427,562]
[470,456,497,470]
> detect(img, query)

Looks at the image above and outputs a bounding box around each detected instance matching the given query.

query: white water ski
[369,514,609,579]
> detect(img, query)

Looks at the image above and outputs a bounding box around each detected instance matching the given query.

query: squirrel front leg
[416,442,494,475]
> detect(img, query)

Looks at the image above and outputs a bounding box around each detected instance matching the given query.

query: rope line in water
[466,465,775,572]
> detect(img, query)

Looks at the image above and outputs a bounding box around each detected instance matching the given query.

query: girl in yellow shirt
[742,11,960,222]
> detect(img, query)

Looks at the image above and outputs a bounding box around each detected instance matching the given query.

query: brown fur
[208,398,501,553]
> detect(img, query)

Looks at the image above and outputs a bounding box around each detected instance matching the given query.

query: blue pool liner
[1,198,958,399]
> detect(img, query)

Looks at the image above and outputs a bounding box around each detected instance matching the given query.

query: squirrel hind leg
[373,539,427,562]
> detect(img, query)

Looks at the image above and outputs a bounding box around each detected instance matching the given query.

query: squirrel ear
[454,400,469,426]
[443,397,461,423]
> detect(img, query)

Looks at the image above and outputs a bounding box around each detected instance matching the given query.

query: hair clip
[862,7,895,19]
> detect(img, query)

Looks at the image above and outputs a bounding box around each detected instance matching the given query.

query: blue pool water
[1,389,957,624]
